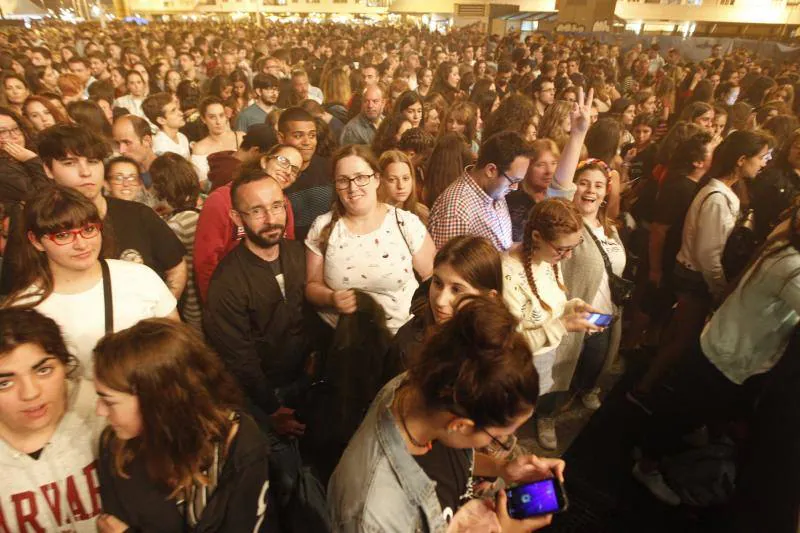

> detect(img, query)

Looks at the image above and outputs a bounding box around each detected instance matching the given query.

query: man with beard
[205,169,317,439]
[235,73,281,132]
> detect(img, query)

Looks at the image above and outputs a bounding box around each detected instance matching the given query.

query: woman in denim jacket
[328,295,565,533]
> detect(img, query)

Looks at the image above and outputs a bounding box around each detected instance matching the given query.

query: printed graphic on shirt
[0,461,101,532]
[119,249,144,265]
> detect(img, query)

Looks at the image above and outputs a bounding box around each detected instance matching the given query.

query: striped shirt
[166,209,202,331]
[428,169,513,251]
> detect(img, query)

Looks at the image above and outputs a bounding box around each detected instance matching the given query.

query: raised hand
[570,86,595,136]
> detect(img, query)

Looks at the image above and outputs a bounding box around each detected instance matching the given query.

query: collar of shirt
[462,166,500,208]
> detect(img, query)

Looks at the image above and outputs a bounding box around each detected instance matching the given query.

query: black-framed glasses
[269,154,300,176]
[334,173,374,190]
[481,428,516,452]
[546,236,584,257]
[502,171,524,186]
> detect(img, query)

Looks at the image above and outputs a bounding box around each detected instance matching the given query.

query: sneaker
[536,417,558,450]
[632,462,681,506]
[581,388,602,410]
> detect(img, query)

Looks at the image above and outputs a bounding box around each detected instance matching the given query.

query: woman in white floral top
[305,144,436,335]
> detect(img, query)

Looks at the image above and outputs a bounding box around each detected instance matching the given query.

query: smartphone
[587,312,613,327]
[506,478,569,519]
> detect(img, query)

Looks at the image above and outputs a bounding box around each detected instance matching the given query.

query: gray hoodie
[0,378,105,532]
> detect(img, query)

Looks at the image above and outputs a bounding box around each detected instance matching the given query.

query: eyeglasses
[334,173,374,190]
[269,155,300,176]
[502,171,524,186]
[237,202,286,220]
[547,236,584,257]
[43,223,102,246]
[481,428,516,453]
[108,174,140,185]
[0,125,21,138]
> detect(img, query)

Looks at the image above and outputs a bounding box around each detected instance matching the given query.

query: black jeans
[571,328,611,394]
[638,343,761,461]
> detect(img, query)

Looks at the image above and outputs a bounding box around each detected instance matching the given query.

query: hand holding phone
[586,312,613,327]
[504,478,569,519]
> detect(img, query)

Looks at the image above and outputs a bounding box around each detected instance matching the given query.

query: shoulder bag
[584,224,634,306]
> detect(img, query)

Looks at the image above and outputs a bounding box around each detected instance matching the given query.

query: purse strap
[100,259,114,334]
[395,206,412,255]
[584,223,614,277]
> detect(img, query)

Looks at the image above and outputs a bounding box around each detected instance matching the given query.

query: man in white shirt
[143,92,191,159]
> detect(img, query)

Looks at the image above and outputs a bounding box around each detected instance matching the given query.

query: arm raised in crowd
[551,87,594,192]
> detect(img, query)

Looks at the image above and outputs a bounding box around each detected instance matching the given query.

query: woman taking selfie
[305,144,435,335]
[329,295,565,533]
[0,307,104,532]
[3,185,178,376]
[94,318,278,532]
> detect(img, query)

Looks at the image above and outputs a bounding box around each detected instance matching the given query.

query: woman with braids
[94,319,279,532]
[632,206,800,507]
[502,198,604,450]
[329,295,565,532]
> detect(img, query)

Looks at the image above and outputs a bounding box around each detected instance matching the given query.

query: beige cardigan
[552,224,624,393]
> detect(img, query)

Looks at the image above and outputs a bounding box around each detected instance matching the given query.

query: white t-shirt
[588,224,627,315]
[153,130,191,159]
[305,206,426,334]
[16,260,177,377]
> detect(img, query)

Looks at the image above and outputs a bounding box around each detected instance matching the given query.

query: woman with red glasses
[1,185,178,377]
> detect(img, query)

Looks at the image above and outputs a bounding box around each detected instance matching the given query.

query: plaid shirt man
[428,168,513,251]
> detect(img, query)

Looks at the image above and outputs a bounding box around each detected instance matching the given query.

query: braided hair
[520,198,582,313]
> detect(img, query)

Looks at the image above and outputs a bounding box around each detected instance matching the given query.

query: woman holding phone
[329,295,564,533]
[502,198,605,450]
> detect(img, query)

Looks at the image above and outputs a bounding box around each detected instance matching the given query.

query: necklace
[397,389,432,451]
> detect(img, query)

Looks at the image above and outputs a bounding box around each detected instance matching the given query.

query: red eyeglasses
[43,223,102,246]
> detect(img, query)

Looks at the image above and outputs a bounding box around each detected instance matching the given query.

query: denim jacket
[328,375,458,533]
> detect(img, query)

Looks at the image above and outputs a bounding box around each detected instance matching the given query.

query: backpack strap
[100,259,113,335]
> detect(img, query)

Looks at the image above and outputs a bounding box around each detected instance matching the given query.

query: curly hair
[482,93,536,141]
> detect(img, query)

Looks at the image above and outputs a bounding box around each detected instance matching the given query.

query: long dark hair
[94,318,241,496]
[3,185,103,308]
[698,129,774,189]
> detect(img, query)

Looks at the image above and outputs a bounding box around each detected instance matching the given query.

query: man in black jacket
[204,169,333,531]
[204,168,315,437]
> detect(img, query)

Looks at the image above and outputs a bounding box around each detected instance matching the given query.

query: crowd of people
[0,18,798,533]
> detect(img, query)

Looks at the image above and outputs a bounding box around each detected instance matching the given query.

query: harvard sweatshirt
[0,378,105,532]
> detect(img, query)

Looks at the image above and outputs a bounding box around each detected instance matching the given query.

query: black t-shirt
[653,175,699,274]
[414,442,472,522]
[104,197,186,278]
[506,189,535,244]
